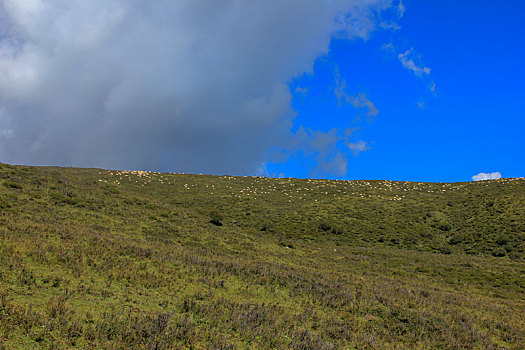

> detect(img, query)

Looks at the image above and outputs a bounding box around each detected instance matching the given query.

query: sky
[0,1,523,182]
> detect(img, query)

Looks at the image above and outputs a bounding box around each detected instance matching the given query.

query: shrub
[209,210,223,226]
[495,235,509,246]
[438,246,452,255]
[50,192,80,205]
[318,223,331,232]
[449,234,464,245]
[2,181,22,189]
[260,223,273,232]
[0,198,10,209]
[437,223,451,232]
[492,247,506,257]
[331,227,343,235]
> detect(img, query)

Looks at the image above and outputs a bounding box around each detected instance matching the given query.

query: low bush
[449,234,464,245]
[492,247,507,257]
[318,223,331,232]
[2,181,22,189]
[495,235,509,246]
[209,210,223,226]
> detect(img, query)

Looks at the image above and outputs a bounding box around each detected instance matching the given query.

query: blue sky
[0,1,523,182]
[269,0,525,182]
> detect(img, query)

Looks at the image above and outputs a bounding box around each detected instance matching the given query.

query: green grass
[0,162,524,349]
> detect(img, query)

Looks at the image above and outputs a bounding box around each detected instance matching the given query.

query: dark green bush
[318,223,331,232]
[331,227,343,235]
[260,223,273,232]
[492,247,507,257]
[0,198,10,209]
[449,234,465,245]
[495,235,509,246]
[2,181,22,189]
[209,210,223,226]
[50,192,80,205]
[438,246,452,254]
[437,223,452,231]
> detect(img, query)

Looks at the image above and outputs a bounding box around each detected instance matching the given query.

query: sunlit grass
[0,163,523,348]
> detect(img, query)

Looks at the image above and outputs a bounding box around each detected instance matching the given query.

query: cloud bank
[472,172,502,181]
[0,0,392,175]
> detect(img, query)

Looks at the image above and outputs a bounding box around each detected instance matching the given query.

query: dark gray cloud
[0,0,392,174]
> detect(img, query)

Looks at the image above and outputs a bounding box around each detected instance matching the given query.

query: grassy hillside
[0,162,524,349]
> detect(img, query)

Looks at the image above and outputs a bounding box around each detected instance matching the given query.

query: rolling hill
[0,162,524,349]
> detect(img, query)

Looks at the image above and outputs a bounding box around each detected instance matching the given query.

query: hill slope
[0,163,524,348]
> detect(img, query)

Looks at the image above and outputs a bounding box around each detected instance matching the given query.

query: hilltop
[0,163,524,349]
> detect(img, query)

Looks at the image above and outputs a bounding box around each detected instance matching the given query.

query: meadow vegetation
[0,162,524,349]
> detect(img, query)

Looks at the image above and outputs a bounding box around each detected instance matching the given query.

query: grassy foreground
[0,162,524,349]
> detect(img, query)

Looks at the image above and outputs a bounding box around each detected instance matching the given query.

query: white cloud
[347,140,370,155]
[417,101,425,109]
[381,43,395,52]
[382,42,435,94]
[393,48,436,93]
[351,94,378,117]
[397,0,406,18]
[334,72,378,117]
[398,49,430,77]
[380,21,401,31]
[429,81,436,93]
[0,0,394,174]
[472,172,502,181]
